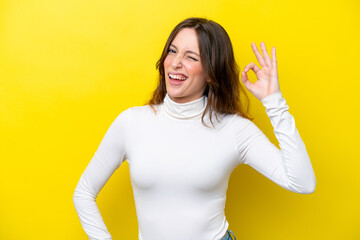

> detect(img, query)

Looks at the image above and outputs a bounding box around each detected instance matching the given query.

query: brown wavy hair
[147,17,253,127]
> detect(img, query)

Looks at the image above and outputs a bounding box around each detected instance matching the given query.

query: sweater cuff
[260,90,283,104]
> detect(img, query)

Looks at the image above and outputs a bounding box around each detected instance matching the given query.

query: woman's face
[164,28,209,103]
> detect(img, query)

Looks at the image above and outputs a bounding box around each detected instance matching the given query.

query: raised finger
[251,42,266,67]
[260,42,271,66]
[271,47,277,67]
[244,62,261,75]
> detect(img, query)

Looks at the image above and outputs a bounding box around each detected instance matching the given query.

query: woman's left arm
[235,91,316,194]
[237,42,316,194]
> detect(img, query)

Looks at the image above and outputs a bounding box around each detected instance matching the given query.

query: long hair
[147,17,253,127]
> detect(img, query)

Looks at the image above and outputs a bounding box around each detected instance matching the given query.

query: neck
[162,93,207,120]
[168,95,203,104]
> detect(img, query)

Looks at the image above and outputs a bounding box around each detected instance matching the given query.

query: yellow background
[1,0,359,239]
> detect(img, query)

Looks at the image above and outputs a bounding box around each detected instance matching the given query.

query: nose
[171,54,183,69]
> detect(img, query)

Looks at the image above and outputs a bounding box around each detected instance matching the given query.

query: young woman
[73,17,316,240]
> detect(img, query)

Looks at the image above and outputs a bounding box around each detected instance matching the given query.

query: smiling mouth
[168,73,188,81]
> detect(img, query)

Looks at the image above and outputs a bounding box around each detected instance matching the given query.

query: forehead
[171,28,200,52]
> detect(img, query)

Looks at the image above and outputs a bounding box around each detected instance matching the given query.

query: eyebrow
[170,44,200,57]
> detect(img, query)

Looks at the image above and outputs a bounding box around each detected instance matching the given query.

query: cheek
[186,63,205,79]
[164,56,171,69]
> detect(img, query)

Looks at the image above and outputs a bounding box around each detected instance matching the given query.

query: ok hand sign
[241,42,280,101]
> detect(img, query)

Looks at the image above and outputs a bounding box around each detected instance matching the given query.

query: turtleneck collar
[162,93,208,120]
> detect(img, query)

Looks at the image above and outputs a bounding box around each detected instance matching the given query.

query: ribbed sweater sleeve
[236,91,316,194]
[72,108,131,239]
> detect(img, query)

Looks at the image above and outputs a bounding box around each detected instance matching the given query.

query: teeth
[169,73,187,80]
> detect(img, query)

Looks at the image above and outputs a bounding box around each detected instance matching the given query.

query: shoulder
[227,114,263,136]
[127,104,158,118]
[115,104,158,122]
[202,112,253,130]
[228,114,254,128]
[118,104,154,115]
[129,104,157,114]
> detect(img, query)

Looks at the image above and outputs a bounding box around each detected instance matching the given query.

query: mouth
[168,73,188,86]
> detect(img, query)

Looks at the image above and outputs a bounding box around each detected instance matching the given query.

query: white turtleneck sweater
[73,91,316,240]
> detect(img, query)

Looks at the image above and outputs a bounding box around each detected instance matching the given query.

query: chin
[166,89,184,99]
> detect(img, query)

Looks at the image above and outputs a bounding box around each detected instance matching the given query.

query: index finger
[251,42,266,67]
